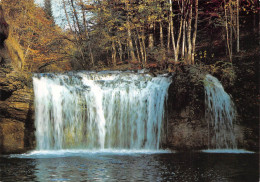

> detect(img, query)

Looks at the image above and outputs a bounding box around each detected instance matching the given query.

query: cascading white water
[204,74,237,149]
[33,71,171,150]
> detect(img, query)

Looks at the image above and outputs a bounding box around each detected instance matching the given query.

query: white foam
[10,149,172,158]
[201,149,255,154]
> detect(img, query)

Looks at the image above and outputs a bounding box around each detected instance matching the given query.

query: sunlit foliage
[1,0,72,72]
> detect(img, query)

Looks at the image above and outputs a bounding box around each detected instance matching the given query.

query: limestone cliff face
[0,6,34,154]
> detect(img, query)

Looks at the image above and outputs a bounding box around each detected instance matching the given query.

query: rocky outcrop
[0,62,35,154]
[164,65,254,151]
[167,118,208,150]
[0,7,34,154]
[164,65,209,150]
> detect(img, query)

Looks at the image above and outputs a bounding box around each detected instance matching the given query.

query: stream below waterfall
[1,151,258,182]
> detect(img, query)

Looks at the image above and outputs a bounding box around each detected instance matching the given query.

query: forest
[0,0,258,72]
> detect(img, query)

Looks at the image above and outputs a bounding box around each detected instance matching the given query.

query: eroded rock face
[0,119,25,153]
[163,66,208,150]
[0,6,34,154]
[166,119,208,150]
[0,65,35,154]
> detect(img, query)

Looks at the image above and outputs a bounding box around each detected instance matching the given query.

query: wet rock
[166,121,208,150]
[180,107,189,118]
[0,119,25,154]
[165,65,207,150]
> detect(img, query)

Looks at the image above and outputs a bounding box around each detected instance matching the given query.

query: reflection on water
[0,152,258,182]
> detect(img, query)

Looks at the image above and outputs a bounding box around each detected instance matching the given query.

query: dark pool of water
[0,150,258,182]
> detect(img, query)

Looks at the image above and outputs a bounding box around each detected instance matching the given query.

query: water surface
[1,151,258,182]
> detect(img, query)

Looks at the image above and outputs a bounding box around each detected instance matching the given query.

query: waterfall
[33,71,172,150]
[204,74,237,149]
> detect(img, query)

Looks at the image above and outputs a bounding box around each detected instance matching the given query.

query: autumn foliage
[1,0,72,72]
[0,0,258,71]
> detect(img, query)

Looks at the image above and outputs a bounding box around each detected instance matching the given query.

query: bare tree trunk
[69,0,79,35]
[63,0,73,32]
[127,23,136,61]
[141,28,147,66]
[187,2,193,64]
[118,39,123,62]
[70,0,81,33]
[175,17,183,63]
[87,39,94,67]
[167,21,171,53]
[191,0,198,64]
[159,21,166,62]
[160,21,164,48]
[224,0,232,62]
[81,1,88,33]
[169,0,177,61]
[112,40,116,66]
[236,0,239,52]
[229,2,233,59]
[135,26,145,63]
[148,22,154,49]
[134,36,141,63]
[66,0,85,66]
[181,20,186,61]
[174,0,184,62]
[80,0,94,66]
[126,41,129,60]
[125,0,136,61]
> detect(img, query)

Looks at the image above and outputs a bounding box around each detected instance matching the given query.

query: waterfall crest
[204,74,237,149]
[33,71,172,150]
